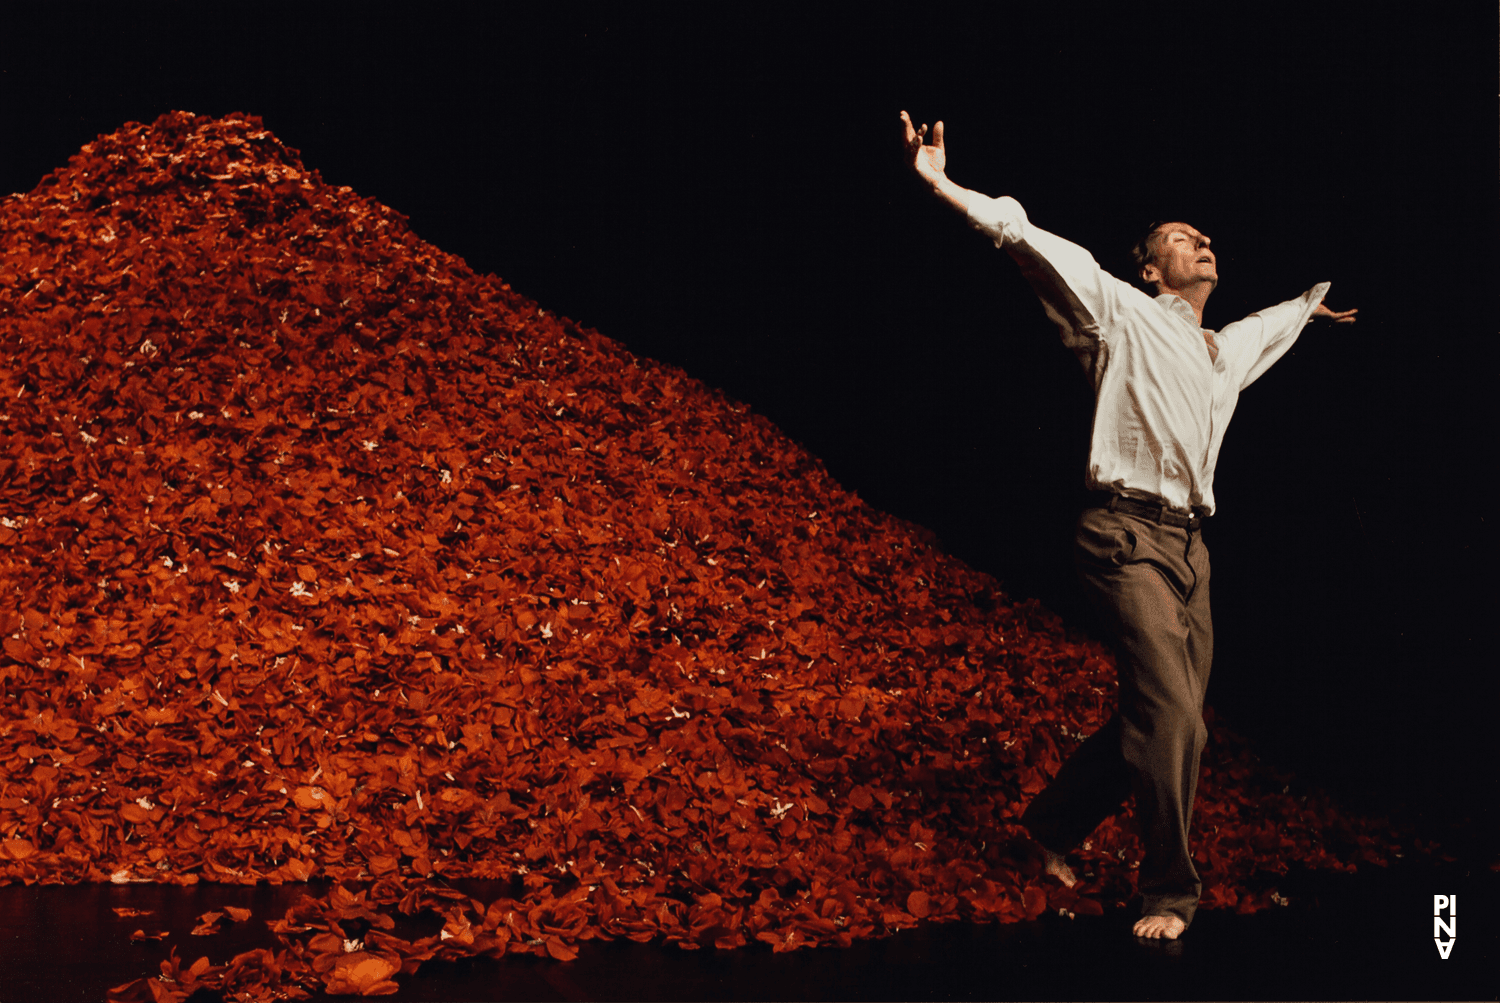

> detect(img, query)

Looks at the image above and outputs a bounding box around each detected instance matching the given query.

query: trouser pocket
[1075,509,1137,568]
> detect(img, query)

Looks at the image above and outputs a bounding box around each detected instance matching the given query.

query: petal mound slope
[0,112,1402,997]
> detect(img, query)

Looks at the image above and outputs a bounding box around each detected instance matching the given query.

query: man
[898,111,1356,940]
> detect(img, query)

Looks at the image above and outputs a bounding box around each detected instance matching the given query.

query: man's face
[1142,222,1217,293]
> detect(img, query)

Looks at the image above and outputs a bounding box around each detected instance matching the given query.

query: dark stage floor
[0,856,1492,1002]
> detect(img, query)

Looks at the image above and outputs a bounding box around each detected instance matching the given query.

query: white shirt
[966,195,1328,517]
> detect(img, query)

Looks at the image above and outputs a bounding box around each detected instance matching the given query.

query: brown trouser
[1021,504,1213,927]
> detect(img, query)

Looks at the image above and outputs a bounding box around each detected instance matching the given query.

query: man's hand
[899,110,985,218]
[1311,302,1358,323]
[900,110,946,187]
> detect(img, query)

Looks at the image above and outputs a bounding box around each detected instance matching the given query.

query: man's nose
[1197,235,1212,249]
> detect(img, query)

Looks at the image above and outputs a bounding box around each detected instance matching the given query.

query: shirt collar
[1156,292,1202,329]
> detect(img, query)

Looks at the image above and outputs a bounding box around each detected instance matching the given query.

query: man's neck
[1156,282,1213,326]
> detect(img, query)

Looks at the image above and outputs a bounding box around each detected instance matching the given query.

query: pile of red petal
[0,113,1409,999]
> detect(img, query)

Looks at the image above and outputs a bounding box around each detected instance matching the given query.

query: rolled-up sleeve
[1230,282,1330,390]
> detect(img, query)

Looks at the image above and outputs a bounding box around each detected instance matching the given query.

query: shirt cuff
[965,194,1027,248]
[1299,281,1331,328]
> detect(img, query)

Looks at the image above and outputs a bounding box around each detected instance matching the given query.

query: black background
[2,3,1494,856]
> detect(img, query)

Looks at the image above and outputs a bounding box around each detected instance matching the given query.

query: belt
[1086,491,1207,531]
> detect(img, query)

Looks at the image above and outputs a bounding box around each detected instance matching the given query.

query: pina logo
[1433,895,1456,959]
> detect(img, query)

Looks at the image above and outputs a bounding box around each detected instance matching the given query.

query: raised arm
[899,111,1134,369]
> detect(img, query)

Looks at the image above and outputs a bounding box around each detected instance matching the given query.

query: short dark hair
[1129,221,1169,287]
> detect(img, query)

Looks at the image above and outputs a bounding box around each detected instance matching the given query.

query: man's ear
[1140,263,1161,288]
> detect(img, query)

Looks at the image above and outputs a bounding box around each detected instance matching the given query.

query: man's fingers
[900,110,921,146]
[899,110,942,150]
[1314,304,1358,323]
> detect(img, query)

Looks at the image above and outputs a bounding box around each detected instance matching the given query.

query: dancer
[898,110,1356,940]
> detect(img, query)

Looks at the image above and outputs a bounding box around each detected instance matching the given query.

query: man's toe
[1131,915,1185,940]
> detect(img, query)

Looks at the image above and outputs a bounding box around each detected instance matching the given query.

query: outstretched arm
[1310,302,1358,323]
[900,111,988,216]
[898,110,1130,369]
[1230,283,1353,390]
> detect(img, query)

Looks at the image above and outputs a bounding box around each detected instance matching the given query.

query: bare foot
[1042,848,1077,888]
[1132,914,1185,939]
